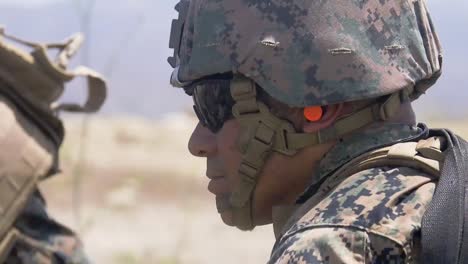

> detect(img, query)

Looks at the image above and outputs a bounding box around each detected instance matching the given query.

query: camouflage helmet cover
[169,0,442,107]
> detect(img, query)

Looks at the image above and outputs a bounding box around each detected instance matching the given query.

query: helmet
[168,0,442,231]
[169,0,442,107]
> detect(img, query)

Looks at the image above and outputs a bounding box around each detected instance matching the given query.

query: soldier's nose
[188,122,217,157]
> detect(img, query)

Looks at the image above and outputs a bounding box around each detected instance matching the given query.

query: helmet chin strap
[225,75,408,231]
[226,76,299,230]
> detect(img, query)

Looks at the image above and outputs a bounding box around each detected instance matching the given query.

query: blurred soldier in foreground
[0,27,106,263]
[169,0,468,263]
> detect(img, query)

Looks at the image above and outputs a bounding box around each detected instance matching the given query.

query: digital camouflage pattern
[270,123,436,263]
[7,193,89,264]
[170,0,442,107]
[270,167,435,264]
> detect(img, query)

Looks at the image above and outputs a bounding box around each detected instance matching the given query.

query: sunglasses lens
[192,80,234,133]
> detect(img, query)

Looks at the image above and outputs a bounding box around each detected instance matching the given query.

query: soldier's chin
[220,211,235,226]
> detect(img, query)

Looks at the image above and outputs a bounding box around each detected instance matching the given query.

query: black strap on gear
[422,129,468,264]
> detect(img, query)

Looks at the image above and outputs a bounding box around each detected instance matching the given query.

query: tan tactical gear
[0,96,55,261]
[0,26,107,114]
[0,27,107,263]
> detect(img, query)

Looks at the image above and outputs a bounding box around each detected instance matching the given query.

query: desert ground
[39,114,468,264]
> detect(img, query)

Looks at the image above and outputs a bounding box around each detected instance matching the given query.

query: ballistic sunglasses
[184,78,235,133]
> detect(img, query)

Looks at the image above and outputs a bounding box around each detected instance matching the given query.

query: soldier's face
[188,118,321,226]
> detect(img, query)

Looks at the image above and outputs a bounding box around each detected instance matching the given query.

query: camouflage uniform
[7,192,89,264]
[270,124,435,263]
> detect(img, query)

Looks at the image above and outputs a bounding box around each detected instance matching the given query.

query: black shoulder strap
[422,129,468,263]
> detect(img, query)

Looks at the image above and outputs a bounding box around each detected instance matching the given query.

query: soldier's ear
[302,103,344,133]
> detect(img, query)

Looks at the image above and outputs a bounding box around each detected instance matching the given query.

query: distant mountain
[0,0,466,119]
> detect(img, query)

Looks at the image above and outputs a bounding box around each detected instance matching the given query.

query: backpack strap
[421,129,468,264]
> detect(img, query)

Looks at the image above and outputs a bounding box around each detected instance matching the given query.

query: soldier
[167,0,468,263]
[0,27,106,263]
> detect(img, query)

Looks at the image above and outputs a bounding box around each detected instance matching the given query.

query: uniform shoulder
[280,166,436,258]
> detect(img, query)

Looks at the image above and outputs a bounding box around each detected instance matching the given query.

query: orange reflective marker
[304,106,323,122]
